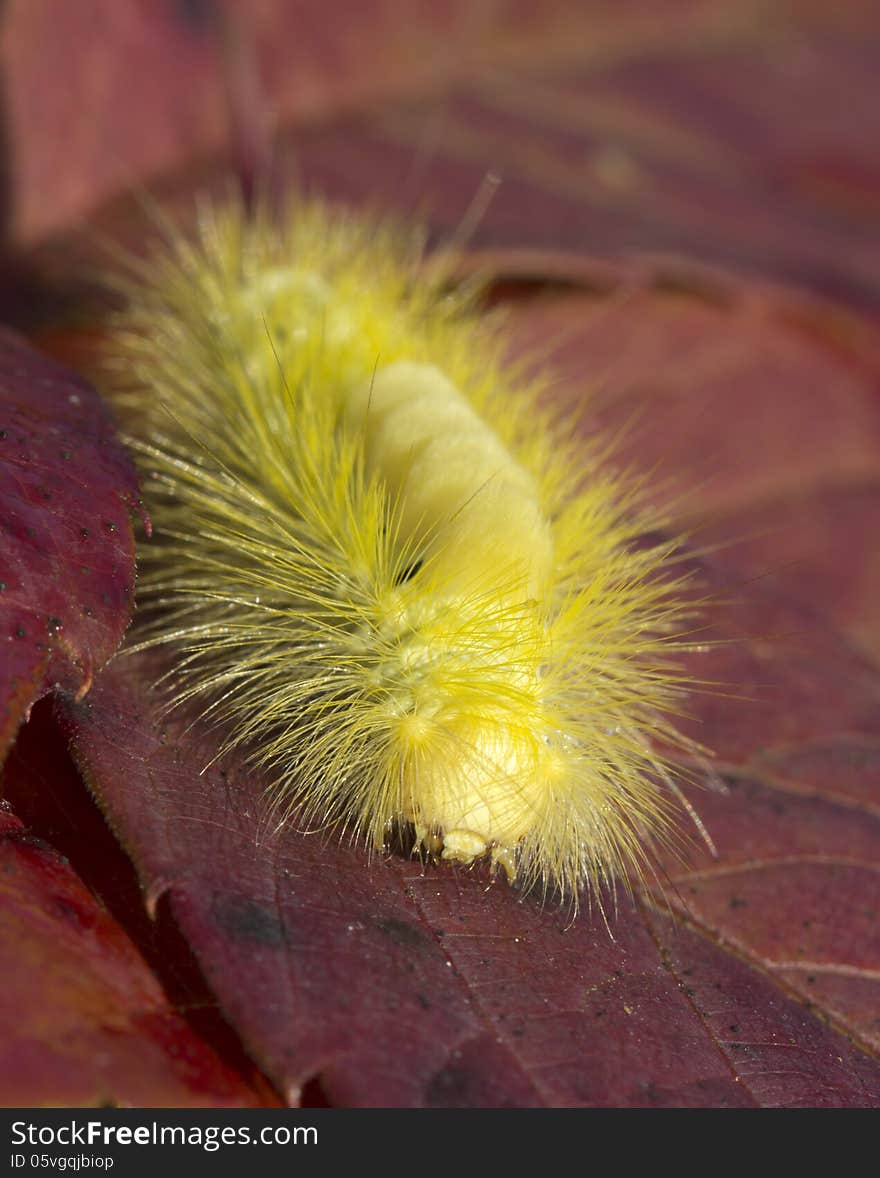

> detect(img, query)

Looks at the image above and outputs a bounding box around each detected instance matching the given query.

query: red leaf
[8,3,880,310]
[9,0,823,247]
[504,281,880,660]
[0,330,142,761]
[0,704,276,1106]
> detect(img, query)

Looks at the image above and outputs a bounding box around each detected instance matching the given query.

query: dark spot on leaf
[213,896,286,948]
[52,896,91,928]
[425,1063,474,1107]
[14,624,25,638]
[374,916,429,950]
[80,527,89,539]
[729,895,748,909]
[174,0,216,31]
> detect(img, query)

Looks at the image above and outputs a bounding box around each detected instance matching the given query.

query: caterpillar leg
[489,844,518,884]
[440,828,488,865]
[416,823,518,885]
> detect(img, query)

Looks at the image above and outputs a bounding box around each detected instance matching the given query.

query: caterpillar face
[107,199,697,901]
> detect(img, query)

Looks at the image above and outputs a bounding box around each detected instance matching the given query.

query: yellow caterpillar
[105,197,697,901]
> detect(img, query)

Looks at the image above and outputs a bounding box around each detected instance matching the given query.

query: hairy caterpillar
[103,196,700,902]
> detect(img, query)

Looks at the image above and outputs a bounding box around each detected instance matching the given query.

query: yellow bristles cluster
[104,197,698,902]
